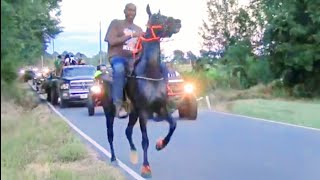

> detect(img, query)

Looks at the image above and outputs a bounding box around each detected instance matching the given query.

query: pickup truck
[167,75,198,120]
[45,65,96,108]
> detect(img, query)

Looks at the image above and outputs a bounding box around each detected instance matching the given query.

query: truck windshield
[62,67,95,77]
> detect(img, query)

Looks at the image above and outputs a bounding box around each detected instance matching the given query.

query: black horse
[101,4,182,178]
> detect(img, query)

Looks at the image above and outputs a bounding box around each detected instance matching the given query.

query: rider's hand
[132,32,144,38]
[123,29,133,40]
[123,30,132,37]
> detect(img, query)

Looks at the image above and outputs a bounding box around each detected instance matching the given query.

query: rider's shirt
[105,19,143,60]
[122,28,138,52]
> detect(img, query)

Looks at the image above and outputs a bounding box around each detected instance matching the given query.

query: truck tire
[50,89,58,105]
[59,98,68,108]
[178,95,198,120]
[87,96,95,116]
[46,88,51,102]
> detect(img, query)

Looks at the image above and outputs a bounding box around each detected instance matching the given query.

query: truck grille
[70,80,94,90]
[168,82,184,93]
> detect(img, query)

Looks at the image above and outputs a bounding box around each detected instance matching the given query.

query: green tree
[261,0,320,96]
[172,49,186,63]
[199,0,239,52]
[1,0,63,83]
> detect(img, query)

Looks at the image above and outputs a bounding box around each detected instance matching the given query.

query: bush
[1,58,18,83]
[57,141,87,162]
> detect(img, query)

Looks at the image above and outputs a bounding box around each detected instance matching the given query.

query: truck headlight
[36,72,42,77]
[184,83,194,93]
[42,68,50,74]
[60,83,69,89]
[91,85,101,94]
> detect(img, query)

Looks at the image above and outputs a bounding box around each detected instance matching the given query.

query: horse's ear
[146,4,152,17]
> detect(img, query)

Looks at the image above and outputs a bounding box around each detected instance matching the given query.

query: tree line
[194,0,320,97]
[1,0,62,83]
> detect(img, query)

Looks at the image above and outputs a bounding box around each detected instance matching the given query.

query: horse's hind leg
[126,111,139,164]
[103,105,116,162]
[156,109,177,151]
[139,114,152,178]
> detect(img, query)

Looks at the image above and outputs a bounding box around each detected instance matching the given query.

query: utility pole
[53,38,55,61]
[41,55,44,68]
[99,21,102,65]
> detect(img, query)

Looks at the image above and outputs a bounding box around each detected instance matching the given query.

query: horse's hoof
[111,156,117,162]
[111,161,119,167]
[156,138,166,151]
[130,150,138,164]
[141,165,152,178]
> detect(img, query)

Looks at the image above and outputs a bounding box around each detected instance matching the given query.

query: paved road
[54,104,320,180]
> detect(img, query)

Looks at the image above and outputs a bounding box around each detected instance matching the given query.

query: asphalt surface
[54,103,320,180]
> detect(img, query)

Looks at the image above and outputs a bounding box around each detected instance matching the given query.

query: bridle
[132,24,163,60]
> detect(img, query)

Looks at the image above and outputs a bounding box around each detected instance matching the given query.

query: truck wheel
[50,89,58,105]
[178,95,198,120]
[178,100,187,119]
[87,96,95,116]
[46,88,51,102]
[60,98,68,108]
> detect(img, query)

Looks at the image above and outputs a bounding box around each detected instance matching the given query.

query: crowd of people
[54,54,86,75]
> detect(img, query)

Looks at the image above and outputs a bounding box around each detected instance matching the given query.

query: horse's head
[145,4,182,38]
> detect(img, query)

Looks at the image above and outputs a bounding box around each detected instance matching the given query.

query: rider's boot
[115,104,128,118]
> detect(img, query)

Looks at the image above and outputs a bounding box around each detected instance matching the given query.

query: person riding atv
[87,64,111,116]
[94,64,108,79]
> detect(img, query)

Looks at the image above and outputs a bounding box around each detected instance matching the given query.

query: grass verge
[206,84,320,129]
[227,99,320,129]
[1,83,125,180]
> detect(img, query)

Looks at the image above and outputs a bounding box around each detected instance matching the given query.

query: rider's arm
[105,20,131,46]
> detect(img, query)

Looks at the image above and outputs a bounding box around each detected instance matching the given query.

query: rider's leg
[111,56,128,118]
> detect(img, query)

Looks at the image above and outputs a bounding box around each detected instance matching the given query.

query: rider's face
[100,66,107,73]
[124,4,136,22]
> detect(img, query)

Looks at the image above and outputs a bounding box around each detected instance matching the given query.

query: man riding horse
[104,3,144,118]
[105,3,169,118]
[103,3,182,178]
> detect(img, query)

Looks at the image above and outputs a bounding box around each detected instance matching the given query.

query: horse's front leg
[126,111,139,164]
[156,108,177,151]
[102,100,117,162]
[139,113,152,178]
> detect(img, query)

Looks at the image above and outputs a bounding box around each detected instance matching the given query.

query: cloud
[48,0,249,57]
[60,32,100,43]
[47,32,106,57]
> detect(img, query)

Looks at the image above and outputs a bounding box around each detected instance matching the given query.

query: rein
[132,25,162,60]
[130,24,164,81]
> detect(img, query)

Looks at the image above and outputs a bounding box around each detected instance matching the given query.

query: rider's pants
[110,56,129,107]
[110,56,169,107]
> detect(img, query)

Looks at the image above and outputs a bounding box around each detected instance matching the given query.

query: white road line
[210,110,320,132]
[28,82,146,180]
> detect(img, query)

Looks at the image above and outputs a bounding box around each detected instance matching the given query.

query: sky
[46,0,249,58]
